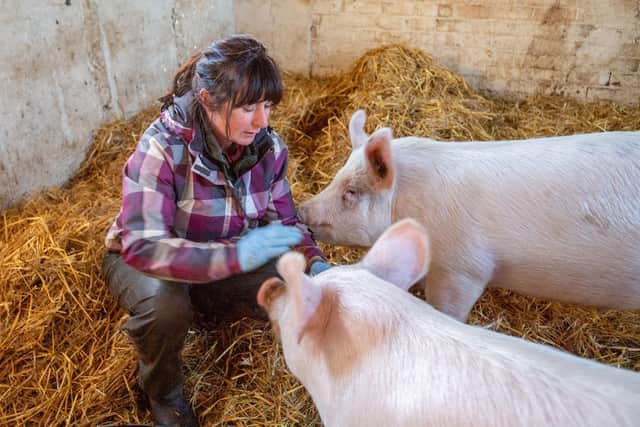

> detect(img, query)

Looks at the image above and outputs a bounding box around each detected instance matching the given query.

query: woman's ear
[198,88,210,108]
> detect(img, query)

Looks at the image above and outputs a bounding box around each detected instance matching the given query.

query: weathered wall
[235,0,313,75]
[0,0,233,210]
[240,0,639,103]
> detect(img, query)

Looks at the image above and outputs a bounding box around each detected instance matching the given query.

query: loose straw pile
[1,44,638,426]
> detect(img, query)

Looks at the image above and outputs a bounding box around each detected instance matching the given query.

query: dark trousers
[102,252,277,401]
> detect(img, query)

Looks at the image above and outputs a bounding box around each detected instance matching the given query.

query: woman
[102,34,330,426]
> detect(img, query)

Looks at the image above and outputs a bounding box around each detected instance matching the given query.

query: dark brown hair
[159,34,283,131]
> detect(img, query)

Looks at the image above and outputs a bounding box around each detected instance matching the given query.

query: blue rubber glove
[309,260,332,276]
[237,223,303,272]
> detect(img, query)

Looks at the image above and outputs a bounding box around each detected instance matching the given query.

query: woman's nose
[252,104,269,128]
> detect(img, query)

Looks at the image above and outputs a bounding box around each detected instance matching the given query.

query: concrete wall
[1,0,638,210]
[0,0,233,210]
[240,0,639,102]
[235,0,313,75]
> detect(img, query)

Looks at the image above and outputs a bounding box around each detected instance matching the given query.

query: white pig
[298,109,640,321]
[258,219,640,427]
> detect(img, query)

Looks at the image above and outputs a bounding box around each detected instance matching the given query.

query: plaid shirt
[105,94,324,283]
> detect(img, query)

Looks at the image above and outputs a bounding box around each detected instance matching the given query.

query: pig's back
[395,132,640,306]
[422,312,640,426]
[337,300,640,427]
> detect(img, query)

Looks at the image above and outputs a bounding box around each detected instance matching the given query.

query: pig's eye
[342,188,359,206]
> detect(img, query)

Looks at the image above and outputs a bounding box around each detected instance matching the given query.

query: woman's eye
[242,102,271,113]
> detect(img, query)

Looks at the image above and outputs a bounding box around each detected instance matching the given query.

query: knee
[125,281,194,341]
[147,283,194,333]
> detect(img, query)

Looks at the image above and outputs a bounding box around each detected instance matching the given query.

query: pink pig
[298,110,640,321]
[258,219,640,427]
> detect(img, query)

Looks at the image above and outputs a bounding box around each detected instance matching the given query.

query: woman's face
[208,99,272,147]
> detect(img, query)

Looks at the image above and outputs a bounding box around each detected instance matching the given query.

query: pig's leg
[422,267,490,322]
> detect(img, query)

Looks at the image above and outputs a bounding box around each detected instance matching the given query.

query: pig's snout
[297,200,318,227]
[299,198,338,244]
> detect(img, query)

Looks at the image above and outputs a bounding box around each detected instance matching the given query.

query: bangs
[233,57,283,108]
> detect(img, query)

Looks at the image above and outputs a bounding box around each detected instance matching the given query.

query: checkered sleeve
[118,132,241,283]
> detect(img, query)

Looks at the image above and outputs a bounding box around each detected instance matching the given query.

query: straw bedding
[1,45,638,426]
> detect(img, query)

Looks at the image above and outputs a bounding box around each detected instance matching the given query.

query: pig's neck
[301,302,453,425]
[300,293,447,422]
[391,145,439,221]
[297,299,409,419]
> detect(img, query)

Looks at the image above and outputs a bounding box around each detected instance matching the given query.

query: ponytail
[158,51,203,109]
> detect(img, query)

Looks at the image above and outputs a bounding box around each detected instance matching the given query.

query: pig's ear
[360,218,430,291]
[349,109,369,149]
[277,252,325,343]
[257,277,285,311]
[365,127,394,190]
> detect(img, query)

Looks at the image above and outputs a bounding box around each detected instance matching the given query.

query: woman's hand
[309,260,332,276]
[237,223,303,272]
